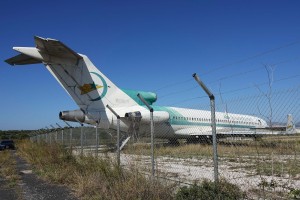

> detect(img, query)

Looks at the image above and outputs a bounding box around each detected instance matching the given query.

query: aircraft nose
[262,119,268,127]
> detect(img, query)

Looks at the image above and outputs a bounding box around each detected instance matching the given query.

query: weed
[175,179,246,200]
[125,136,300,159]
[0,151,20,187]
[288,188,300,199]
[18,140,175,200]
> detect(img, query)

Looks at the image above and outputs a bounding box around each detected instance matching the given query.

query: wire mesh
[30,85,300,199]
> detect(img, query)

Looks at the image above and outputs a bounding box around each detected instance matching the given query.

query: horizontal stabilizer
[34,36,82,60]
[5,53,42,65]
[5,36,83,66]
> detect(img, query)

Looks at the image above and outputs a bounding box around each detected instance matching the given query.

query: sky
[1,0,300,130]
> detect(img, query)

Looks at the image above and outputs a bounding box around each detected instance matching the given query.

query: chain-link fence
[30,84,300,199]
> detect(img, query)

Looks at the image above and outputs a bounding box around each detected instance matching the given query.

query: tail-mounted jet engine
[59,110,94,124]
[125,111,170,124]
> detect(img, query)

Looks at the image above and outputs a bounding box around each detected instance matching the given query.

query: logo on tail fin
[78,72,108,101]
[79,82,103,95]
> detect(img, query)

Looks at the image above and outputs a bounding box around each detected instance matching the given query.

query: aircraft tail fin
[5,36,141,127]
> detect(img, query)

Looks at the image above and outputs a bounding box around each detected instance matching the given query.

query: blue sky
[1,0,300,130]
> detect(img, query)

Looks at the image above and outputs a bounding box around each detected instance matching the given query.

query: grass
[0,150,20,188]
[124,135,300,159]
[254,159,300,177]
[17,140,175,200]
[19,134,300,199]
[124,135,300,181]
[124,143,214,158]
[176,179,247,200]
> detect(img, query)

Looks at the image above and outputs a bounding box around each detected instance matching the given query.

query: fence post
[63,121,73,149]
[81,124,84,156]
[137,93,155,178]
[95,121,99,157]
[51,125,57,143]
[74,118,84,156]
[106,105,121,166]
[45,127,49,143]
[70,128,73,148]
[193,73,219,183]
[62,129,64,145]
[56,123,64,145]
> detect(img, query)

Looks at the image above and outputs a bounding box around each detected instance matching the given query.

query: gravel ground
[0,177,18,200]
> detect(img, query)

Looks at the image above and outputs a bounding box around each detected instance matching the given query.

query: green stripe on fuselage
[123,92,254,129]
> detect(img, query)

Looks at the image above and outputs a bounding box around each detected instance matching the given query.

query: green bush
[176,179,246,200]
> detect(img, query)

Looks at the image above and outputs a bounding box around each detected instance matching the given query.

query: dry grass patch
[0,150,20,187]
[18,140,175,200]
[124,137,300,159]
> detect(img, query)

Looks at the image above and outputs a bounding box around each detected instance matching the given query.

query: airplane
[5,36,298,145]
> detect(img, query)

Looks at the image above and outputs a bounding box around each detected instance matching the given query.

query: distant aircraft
[251,114,298,135]
[5,36,297,145]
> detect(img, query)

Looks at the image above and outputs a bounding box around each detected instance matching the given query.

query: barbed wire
[216,84,300,105]
[200,40,300,76]
[168,96,207,107]
[154,78,194,92]
[208,55,300,86]
[158,85,198,99]
[178,84,300,117]
[219,73,300,96]
[164,74,300,107]
[152,55,300,101]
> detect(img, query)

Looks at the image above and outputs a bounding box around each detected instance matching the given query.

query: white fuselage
[107,106,268,139]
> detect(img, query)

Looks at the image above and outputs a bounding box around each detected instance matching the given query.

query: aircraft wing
[175,127,211,136]
[250,126,286,131]
[175,127,228,136]
[250,126,298,134]
[174,126,292,137]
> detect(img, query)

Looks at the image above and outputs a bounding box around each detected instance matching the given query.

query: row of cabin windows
[172,116,260,125]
